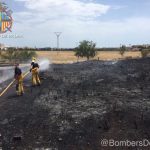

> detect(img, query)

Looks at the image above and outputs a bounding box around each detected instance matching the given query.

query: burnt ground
[0,58,150,150]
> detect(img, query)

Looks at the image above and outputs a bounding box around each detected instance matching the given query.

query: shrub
[75,40,97,60]
[1,49,37,62]
[119,45,126,56]
[141,49,150,58]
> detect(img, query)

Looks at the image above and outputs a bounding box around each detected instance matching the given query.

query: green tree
[119,45,126,56]
[141,49,150,58]
[0,2,2,10]
[75,40,97,60]
[1,49,15,62]
[0,51,2,62]
[19,51,37,61]
[1,49,36,62]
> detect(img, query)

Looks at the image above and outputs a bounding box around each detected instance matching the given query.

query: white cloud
[15,0,110,20]
[7,16,150,48]
[2,0,150,48]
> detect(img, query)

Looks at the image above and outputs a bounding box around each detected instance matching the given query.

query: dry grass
[36,51,141,64]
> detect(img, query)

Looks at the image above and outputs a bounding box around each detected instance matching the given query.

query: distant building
[144,44,150,48]
[0,43,5,49]
[0,43,10,50]
[131,44,150,51]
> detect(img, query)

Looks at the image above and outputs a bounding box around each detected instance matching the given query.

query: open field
[36,51,141,64]
[0,51,142,64]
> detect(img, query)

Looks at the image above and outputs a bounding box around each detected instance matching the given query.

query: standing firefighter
[14,64,24,96]
[30,57,41,86]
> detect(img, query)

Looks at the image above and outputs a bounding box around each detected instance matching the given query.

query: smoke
[104,61,118,65]
[0,59,50,84]
[38,59,50,71]
[0,67,14,84]
[0,65,30,84]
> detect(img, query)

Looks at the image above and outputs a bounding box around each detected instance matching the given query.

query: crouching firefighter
[14,63,24,96]
[30,57,41,86]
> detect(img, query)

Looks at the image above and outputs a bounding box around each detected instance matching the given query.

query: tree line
[0,41,150,62]
[0,49,36,63]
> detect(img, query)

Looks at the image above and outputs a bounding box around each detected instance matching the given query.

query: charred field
[0,58,150,150]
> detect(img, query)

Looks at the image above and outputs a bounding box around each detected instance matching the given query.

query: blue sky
[1,0,150,48]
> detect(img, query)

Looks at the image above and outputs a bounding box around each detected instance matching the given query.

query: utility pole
[54,32,62,50]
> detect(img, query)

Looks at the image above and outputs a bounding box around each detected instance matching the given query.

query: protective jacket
[31,62,39,68]
[14,67,22,79]
[30,62,41,86]
[14,67,24,95]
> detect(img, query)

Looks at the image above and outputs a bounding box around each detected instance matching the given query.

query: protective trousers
[16,75,24,95]
[32,68,41,86]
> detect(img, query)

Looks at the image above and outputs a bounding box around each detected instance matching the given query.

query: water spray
[38,59,50,71]
[0,58,50,97]
[0,65,30,84]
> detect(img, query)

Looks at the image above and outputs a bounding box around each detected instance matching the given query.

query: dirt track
[0,58,150,150]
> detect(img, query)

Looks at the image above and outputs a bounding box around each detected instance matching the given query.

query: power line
[54,32,62,49]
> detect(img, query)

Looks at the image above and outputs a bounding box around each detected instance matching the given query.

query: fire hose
[0,71,30,97]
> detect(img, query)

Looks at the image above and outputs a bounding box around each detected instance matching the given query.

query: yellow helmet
[32,57,36,62]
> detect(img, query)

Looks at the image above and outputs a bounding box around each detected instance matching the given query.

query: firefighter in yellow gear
[30,58,41,86]
[14,64,24,96]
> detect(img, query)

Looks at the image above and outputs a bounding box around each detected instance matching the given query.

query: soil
[0,58,150,150]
